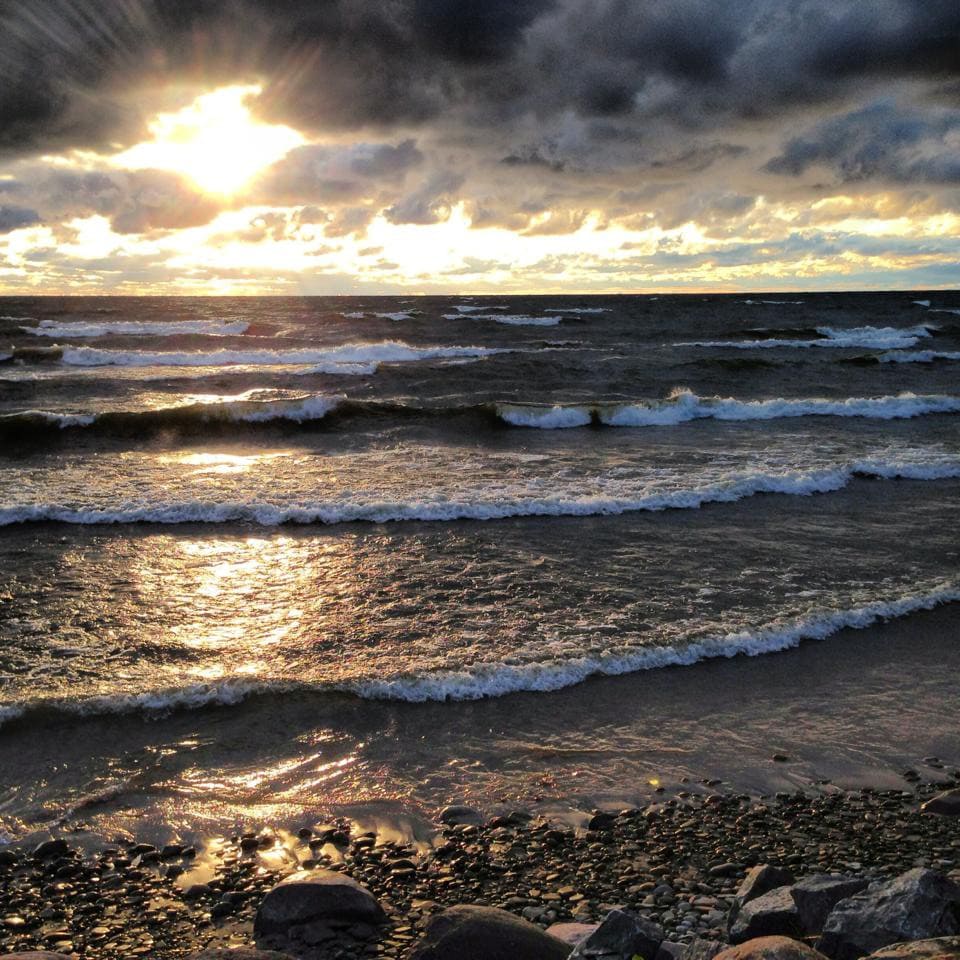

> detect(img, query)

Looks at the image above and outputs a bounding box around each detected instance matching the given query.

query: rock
[819,869,960,960]
[190,951,296,960]
[921,789,960,816]
[655,941,686,960]
[409,905,571,960]
[2,955,73,959]
[867,937,960,960]
[714,937,830,960]
[32,839,68,859]
[791,876,869,934]
[736,866,797,910]
[439,805,483,826]
[730,888,802,943]
[683,940,727,960]
[255,870,385,942]
[570,908,664,960]
[547,923,600,947]
[587,812,617,832]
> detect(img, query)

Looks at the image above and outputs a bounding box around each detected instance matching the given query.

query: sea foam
[23,318,250,337]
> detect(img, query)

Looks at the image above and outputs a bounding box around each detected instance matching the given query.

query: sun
[112,84,304,196]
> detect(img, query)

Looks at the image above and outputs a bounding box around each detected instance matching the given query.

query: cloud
[384,170,465,224]
[0,205,41,233]
[766,100,960,184]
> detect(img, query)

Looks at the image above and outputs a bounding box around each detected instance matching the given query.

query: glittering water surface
[0,292,958,844]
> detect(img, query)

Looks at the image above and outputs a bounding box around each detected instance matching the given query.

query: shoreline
[2,777,958,958]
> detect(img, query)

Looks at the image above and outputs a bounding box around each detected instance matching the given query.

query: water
[1,292,959,844]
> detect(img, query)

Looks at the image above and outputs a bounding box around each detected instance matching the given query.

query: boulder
[32,839,68,859]
[439,805,483,825]
[738,867,798,909]
[791,876,869,934]
[818,869,960,960]
[867,938,960,960]
[547,923,600,947]
[730,888,802,943]
[408,905,571,960]
[714,937,830,960]
[921,790,960,817]
[254,869,385,944]
[570,908,664,960]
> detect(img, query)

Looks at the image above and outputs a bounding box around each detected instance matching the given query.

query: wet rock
[547,922,599,947]
[736,866,797,911]
[32,840,68,860]
[409,904,571,960]
[867,938,960,960]
[715,937,830,960]
[819,869,960,960]
[921,790,960,816]
[730,888,801,943]
[570,908,664,960]
[255,869,385,942]
[439,805,484,826]
[791,876,869,934]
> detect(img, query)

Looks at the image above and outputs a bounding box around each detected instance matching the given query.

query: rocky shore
[0,779,957,959]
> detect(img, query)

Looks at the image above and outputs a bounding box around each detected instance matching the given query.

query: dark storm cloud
[766,101,960,184]
[0,204,40,232]
[2,0,958,156]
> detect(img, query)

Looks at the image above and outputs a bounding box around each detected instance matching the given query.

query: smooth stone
[587,813,617,832]
[570,908,664,960]
[730,866,796,927]
[730,888,801,943]
[32,839,68,860]
[546,922,600,947]
[819,869,960,960]
[439,805,483,825]
[255,869,385,941]
[714,937,830,960]
[867,937,960,960]
[921,789,960,817]
[409,905,570,960]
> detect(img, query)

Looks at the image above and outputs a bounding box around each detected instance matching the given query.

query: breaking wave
[682,324,933,350]
[22,318,250,338]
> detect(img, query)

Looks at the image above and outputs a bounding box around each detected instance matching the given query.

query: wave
[2,455,958,527]
[682,324,933,350]
[913,300,931,307]
[371,312,413,321]
[443,313,562,326]
[929,308,960,316]
[453,305,508,313]
[741,299,805,305]
[879,350,960,364]
[29,340,502,368]
[548,307,610,314]
[22,318,250,338]
[1,584,956,722]
[497,390,960,428]
[9,389,958,440]
[355,583,960,700]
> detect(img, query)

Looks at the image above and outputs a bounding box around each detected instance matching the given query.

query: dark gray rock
[714,937,830,960]
[32,839,68,859]
[570,908,664,960]
[655,942,686,960]
[819,869,960,960]
[730,888,802,943]
[439,805,483,825]
[588,812,618,831]
[791,876,869,934]
[738,867,798,909]
[409,905,571,960]
[867,937,960,960]
[921,789,960,816]
[546,923,600,948]
[254,869,385,943]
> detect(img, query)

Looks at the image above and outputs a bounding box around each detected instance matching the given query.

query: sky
[0,0,958,295]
